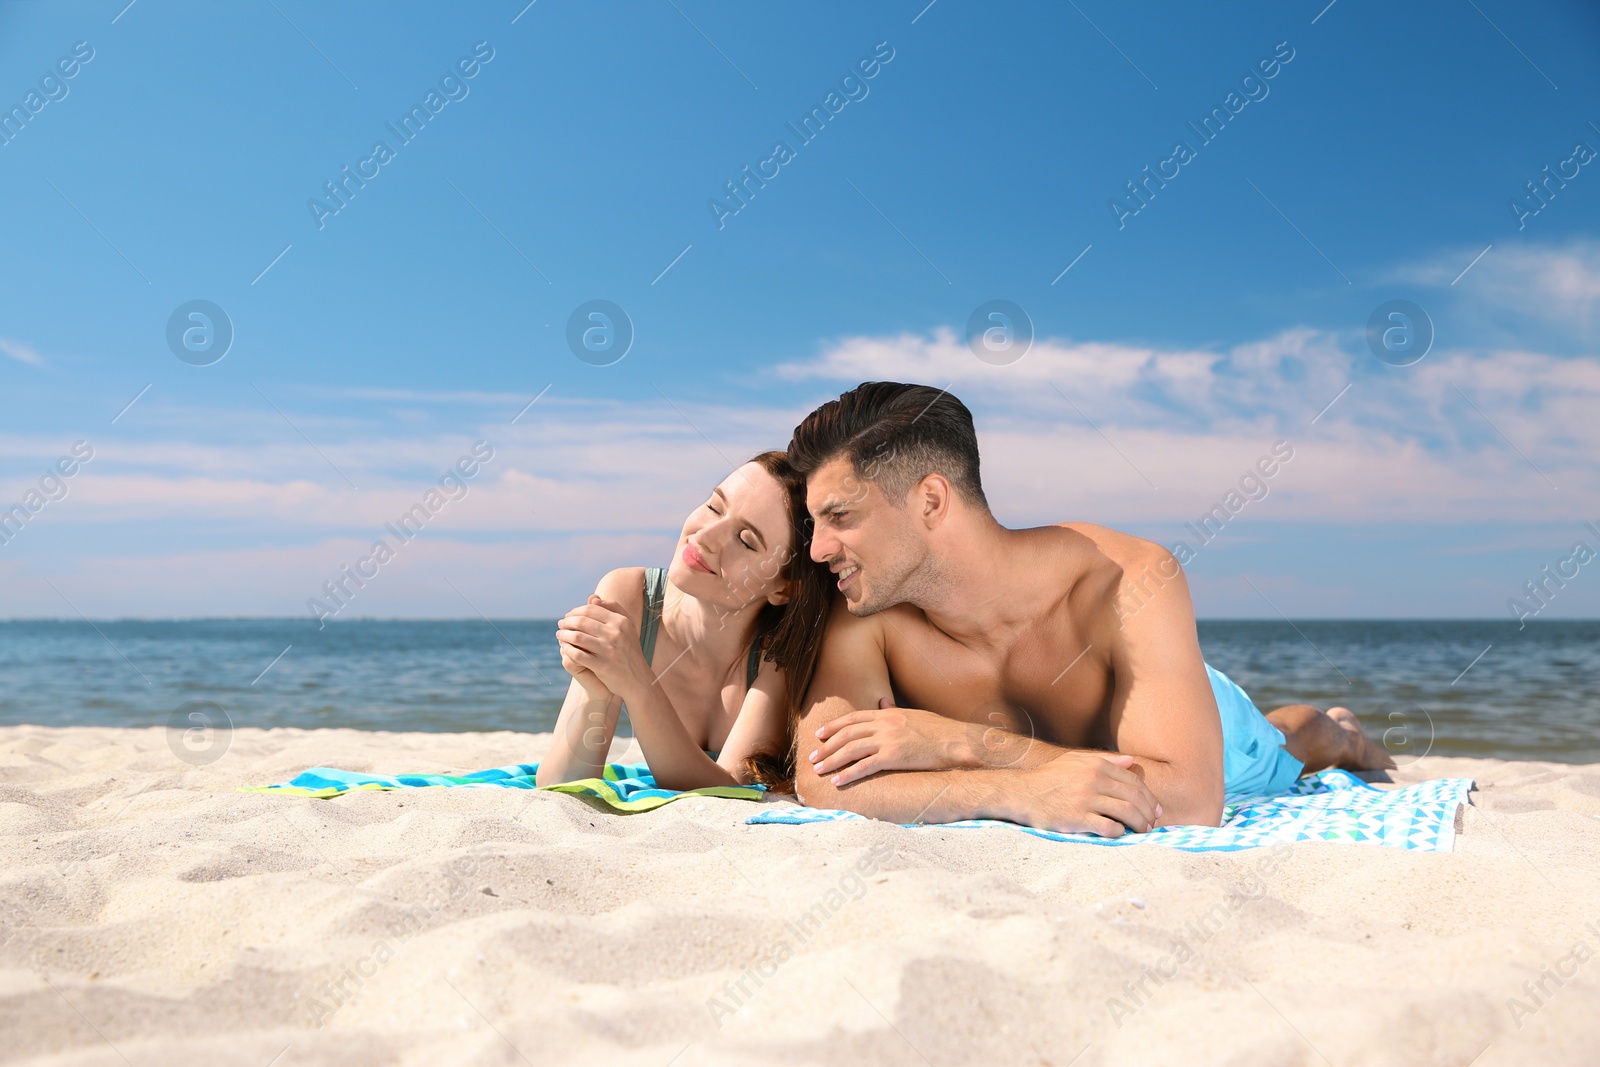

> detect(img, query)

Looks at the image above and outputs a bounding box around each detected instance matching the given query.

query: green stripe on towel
[241,760,765,811]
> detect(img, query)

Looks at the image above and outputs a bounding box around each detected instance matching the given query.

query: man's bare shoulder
[1049,521,1177,563]
[1041,523,1188,637]
[818,597,944,676]
[803,596,898,716]
[1047,522,1177,573]
[820,595,919,645]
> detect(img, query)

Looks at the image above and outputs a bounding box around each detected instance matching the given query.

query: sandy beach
[3,725,1599,1066]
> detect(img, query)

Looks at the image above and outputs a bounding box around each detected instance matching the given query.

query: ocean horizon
[3,618,1595,764]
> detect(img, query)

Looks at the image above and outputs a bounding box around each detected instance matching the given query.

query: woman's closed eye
[707,500,758,551]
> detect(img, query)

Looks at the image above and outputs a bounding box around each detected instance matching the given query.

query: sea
[1,619,1596,764]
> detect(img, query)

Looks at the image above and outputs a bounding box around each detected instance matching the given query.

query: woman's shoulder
[593,566,649,614]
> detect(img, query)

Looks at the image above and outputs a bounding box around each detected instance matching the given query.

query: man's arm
[796,603,1159,835]
[1104,545,1225,826]
[811,696,1068,782]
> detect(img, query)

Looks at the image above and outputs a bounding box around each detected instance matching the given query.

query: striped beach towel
[242,761,764,812]
[747,770,1474,852]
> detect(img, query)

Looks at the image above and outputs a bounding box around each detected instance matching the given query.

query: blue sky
[1,0,1598,620]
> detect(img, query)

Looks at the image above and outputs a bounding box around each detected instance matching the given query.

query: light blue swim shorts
[1207,662,1305,796]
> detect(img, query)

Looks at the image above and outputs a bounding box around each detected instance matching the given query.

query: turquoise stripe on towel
[244,761,765,811]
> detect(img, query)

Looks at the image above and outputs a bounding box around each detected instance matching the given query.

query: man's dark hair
[787,382,988,511]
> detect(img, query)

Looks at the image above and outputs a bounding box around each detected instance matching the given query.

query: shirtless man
[788,381,1394,835]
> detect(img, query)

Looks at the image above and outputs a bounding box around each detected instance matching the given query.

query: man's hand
[1014,751,1162,836]
[809,699,977,786]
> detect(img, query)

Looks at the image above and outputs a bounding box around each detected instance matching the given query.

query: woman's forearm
[535,687,620,787]
[615,678,738,790]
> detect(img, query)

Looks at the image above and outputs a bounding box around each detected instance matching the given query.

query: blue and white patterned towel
[746,770,1474,852]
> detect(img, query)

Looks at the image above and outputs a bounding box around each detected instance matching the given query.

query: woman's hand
[559,642,613,701]
[556,595,652,700]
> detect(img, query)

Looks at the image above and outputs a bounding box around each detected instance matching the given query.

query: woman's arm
[534,568,640,788]
[558,592,744,791]
[533,673,622,787]
[608,666,741,790]
[606,651,789,790]
[559,588,797,791]
[713,657,792,784]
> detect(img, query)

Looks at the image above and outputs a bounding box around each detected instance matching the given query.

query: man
[788,382,1394,835]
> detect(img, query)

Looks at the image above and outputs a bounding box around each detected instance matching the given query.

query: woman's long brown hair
[739,450,832,793]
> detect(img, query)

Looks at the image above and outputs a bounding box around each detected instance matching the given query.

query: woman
[536,451,830,792]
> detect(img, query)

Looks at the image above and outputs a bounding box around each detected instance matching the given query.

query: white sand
[3,726,1599,1066]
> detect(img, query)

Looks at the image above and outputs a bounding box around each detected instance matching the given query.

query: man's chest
[883,625,1115,748]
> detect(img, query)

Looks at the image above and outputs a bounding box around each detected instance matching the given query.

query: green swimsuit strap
[746,636,762,689]
[640,566,762,690]
[639,567,668,665]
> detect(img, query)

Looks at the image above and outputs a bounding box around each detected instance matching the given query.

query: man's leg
[1265,704,1396,774]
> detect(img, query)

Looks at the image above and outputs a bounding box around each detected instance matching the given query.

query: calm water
[1,619,1596,763]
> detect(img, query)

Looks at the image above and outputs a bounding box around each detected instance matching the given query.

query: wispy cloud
[1390,238,1600,341]
[776,325,1347,433]
[7,237,1600,620]
[0,339,43,365]
[291,385,534,406]
[773,324,1600,524]
[5,335,1593,543]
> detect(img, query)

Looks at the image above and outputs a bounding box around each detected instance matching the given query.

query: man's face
[805,456,928,616]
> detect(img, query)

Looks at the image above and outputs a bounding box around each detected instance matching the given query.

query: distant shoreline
[4,620,1595,763]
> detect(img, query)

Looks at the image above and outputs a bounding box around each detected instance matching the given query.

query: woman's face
[668,461,795,612]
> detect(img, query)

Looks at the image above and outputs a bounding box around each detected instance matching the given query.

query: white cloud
[1475,243,1600,332]
[773,326,1600,527]
[1392,238,1600,339]
[784,325,1395,427]
[2,332,1592,544]
[4,310,1597,619]
[0,339,43,365]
